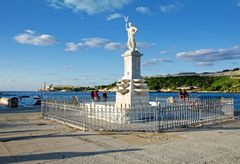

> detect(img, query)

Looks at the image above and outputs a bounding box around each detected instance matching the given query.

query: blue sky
[0,0,240,91]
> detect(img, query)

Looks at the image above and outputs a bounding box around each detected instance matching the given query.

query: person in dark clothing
[91,91,94,101]
[102,91,107,102]
[179,89,184,101]
[183,89,189,101]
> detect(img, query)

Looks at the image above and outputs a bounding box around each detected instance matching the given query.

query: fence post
[231,98,234,116]
[41,100,44,117]
[63,101,66,121]
[41,96,236,133]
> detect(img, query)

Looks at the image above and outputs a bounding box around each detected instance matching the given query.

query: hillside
[53,86,95,92]
[42,69,240,92]
[145,76,240,92]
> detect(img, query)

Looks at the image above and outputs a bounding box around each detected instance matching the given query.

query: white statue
[125,16,137,51]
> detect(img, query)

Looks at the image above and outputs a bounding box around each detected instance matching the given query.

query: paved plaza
[0,106,240,164]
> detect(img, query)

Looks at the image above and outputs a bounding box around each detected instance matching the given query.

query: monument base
[84,102,155,123]
[115,50,150,107]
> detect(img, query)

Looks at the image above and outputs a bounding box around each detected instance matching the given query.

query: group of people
[91,90,107,102]
[179,89,189,101]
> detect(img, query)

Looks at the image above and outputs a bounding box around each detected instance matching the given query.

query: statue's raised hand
[124,16,128,23]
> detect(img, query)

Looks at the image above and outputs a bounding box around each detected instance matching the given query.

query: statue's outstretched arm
[124,16,128,31]
[134,27,138,32]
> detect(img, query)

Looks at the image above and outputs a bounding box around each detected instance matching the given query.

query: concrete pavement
[0,106,240,164]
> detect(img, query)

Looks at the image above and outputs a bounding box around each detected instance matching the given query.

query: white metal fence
[41,98,234,132]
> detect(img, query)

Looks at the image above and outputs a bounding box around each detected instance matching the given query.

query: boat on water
[33,95,41,105]
[19,95,42,106]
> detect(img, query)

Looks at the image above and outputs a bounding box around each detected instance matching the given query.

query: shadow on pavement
[0,149,143,163]
[0,132,99,142]
[0,106,40,114]
[182,118,240,132]
[0,130,41,134]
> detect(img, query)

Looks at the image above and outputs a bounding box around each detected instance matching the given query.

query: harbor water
[1,91,240,110]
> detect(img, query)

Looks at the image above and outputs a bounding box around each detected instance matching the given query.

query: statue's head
[128,22,132,27]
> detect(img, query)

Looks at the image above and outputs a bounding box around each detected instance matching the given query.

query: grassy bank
[145,76,240,92]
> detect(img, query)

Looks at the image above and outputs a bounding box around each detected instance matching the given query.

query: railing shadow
[0,132,99,142]
[0,149,143,163]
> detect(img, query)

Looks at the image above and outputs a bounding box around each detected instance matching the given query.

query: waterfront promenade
[0,106,240,163]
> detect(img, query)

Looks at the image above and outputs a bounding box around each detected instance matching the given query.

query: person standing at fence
[183,89,189,101]
[91,90,94,101]
[93,90,99,102]
[179,89,184,101]
[71,96,79,105]
[102,90,107,102]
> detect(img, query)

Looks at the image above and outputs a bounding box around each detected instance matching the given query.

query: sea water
[1,91,240,110]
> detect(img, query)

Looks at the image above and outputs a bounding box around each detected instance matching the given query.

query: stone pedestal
[116,50,149,107]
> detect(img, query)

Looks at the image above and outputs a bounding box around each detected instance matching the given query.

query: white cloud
[137,42,156,49]
[14,30,57,46]
[65,37,155,52]
[63,65,73,70]
[237,0,240,7]
[136,6,151,14]
[82,37,108,47]
[65,42,80,52]
[160,3,182,13]
[107,13,124,21]
[160,50,170,55]
[142,58,172,66]
[105,42,125,50]
[176,45,240,66]
[48,0,62,9]
[65,37,109,52]
[24,29,35,34]
[197,62,214,67]
[48,0,132,15]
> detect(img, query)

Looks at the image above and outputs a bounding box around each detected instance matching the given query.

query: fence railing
[41,98,234,132]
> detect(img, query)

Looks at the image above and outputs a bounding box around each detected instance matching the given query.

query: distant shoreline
[1,90,240,94]
[149,90,240,93]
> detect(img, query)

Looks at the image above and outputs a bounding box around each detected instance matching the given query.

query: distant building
[176,86,199,90]
[39,82,55,92]
[174,72,198,77]
[146,70,240,78]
